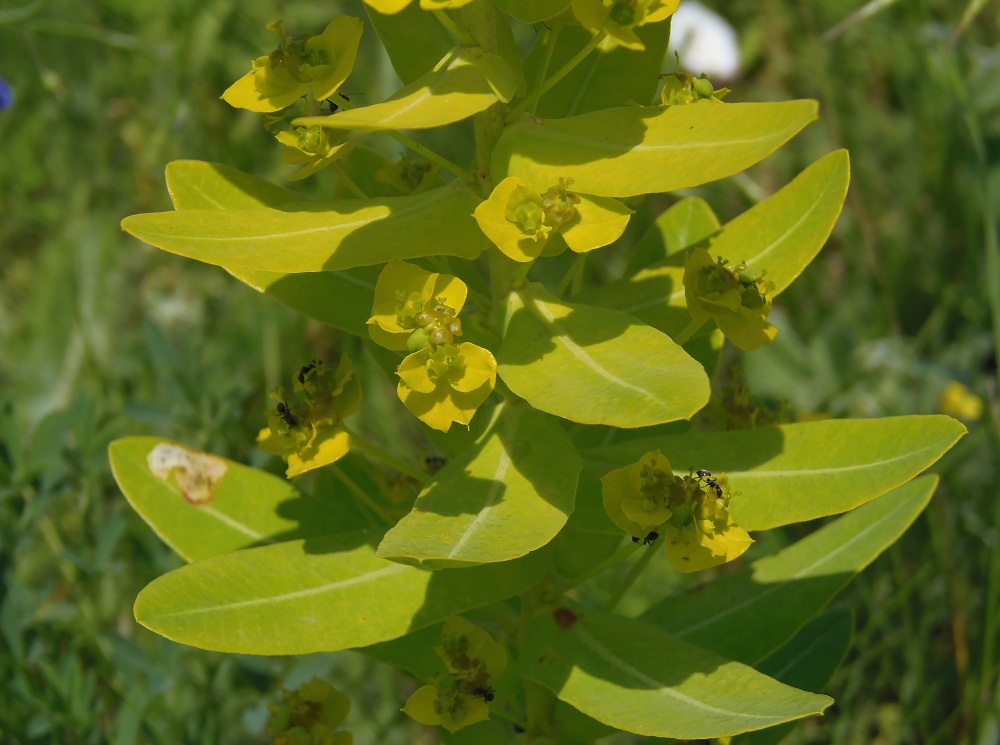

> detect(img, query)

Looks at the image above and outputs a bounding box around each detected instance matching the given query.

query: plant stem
[554,539,641,596]
[344,427,430,484]
[673,317,705,345]
[603,541,659,612]
[327,91,475,184]
[506,31,607,123]
[329,463,394,525]
[555,253,587,297]
[530,25,561,116]
[332,162,368,199]
[433,9,475,45]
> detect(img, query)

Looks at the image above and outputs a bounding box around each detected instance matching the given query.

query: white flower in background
[667,1,740,80]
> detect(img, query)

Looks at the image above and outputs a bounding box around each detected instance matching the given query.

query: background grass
[0,0,997,742]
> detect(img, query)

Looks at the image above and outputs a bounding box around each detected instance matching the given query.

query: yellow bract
[474,176,631,262]
[684,248,778,351]
[571,0,679,50]
[397,343,497,432]
[221,16,363,113]
[363,0,476,13]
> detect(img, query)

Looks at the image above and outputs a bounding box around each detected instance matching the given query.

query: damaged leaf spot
[146,443,227,505]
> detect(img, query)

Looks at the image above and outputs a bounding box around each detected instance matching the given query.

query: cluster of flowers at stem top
[602,450,752,572]
[368,260,497,433]
[402,616,506,733]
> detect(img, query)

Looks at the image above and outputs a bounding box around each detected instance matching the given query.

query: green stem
[673,317,706,345]
[554,539,641,596]
[327,91,475,184]
[530,25,561,116]
[512,259,535,289]
[344,427,430,484]
[556,253,587,297]
[603,541,659,612]
[329,463,394,525]
[506,31,607,123]
[433,9,475,45]
[332,162,368,199]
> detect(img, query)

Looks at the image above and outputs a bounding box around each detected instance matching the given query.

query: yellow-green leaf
[163,160,377,335]
[640,476,936,664]
[108,437,363,562]
[295,47,517,132]
[122,181,487,273]
[497,0,571,23]
[493,101,818,198]
[133,534,546,654]
[521,603,830,739]
[584,416,965,531]
[497,283,709,427]
[377,404,580,568]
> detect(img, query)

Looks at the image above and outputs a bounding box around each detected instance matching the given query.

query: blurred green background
[0,0,997,742]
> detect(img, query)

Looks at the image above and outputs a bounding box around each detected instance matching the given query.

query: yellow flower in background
[660,71,730,106]
[257,358,361,478]
[222,17,363,113]
[938,380,983,422]
[571,0,679,50]
[267,677,353,745]
[474,176,632,262]
[602,451,753,573]
[684,248,777,351]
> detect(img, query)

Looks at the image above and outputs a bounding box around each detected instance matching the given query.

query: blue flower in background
[0,75,13,111]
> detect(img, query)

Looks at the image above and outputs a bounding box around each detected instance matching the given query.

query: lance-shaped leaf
[121,181,487,273]
[134,533,546,655]
[737,610,854,745]
[640,476,936,664]
[294,47,517,132]
[577,150,851,337]
[492,101,818,198]
[584,416,964,531]
[521,604,831,739]
[163,160,377,335]
[497,283,709,428]
[377,404,580,568]
[109,437,362,562]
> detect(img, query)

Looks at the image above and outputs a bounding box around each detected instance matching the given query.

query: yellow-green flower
[222,17,363,113]
[571,0,679,50]
[683,248,777,351]
[364,0,476,14]
[661,71,730,106]
[602,451,752,573]
[473,176,632,262]
[267,677,353,745]
[368,260,468,352]
[402,617,506,734]
[397,342,497,432]
[264,100,356,180]
[257,357,361,478]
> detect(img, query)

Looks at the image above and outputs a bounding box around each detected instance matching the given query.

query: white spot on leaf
[146,443,227,505]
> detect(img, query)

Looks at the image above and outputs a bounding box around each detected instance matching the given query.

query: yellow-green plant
[110,3,966,741]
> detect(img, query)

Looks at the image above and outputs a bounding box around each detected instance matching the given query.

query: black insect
[631,530,659,545]
[297,360,320,384]
[472,685,495,702]
[323,92,350,114]
[276,401,298,427]
[425,455,447,474]
[696,469,724,499]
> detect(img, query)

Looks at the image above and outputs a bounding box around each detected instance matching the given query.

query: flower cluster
[683,248,777,351]
[473,176,632,262]
[402,616,507,733]
[257,357,361,478]
[660,71,730,106]
[222,18,362,178]
[602,450,752,572]
[267,677,353,745]
[368,261,496,432]
[571,0,680,50]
